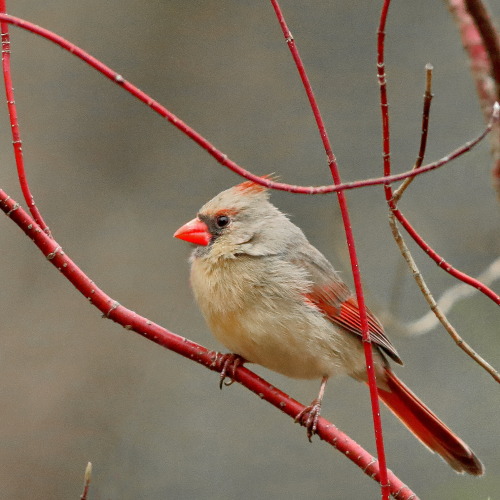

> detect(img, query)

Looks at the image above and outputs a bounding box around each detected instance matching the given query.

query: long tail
[377,368,484,476]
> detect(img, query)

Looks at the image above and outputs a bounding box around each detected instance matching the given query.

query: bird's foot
[295,399,322,442]
[209,352,245,389]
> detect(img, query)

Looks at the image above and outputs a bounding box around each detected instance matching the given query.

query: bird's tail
[377,368,484,476]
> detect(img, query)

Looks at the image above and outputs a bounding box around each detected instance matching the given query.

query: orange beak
[174,217,211,246]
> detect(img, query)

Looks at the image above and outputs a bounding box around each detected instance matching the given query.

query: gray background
[0,1,499,498]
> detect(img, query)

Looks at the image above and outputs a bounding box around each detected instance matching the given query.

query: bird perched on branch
[174,179,483,476]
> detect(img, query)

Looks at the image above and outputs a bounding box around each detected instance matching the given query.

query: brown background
[0,1,499,498]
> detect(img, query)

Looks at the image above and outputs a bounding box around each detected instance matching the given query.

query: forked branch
[380,35,499,382]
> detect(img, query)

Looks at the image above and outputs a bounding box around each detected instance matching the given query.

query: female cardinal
[174,180,484,476]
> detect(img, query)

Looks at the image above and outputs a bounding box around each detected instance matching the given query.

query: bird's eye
[215,215,230,228]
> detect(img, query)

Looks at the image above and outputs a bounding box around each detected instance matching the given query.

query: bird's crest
[235,174,277,195]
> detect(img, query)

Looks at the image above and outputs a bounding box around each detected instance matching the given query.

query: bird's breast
[189,254,368,379]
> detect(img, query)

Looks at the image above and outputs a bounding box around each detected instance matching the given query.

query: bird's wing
[294,246,403,365]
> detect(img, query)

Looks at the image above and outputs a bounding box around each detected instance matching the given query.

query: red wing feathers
[306,282,403,365]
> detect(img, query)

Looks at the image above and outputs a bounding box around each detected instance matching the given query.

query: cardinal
[174,179,483,476]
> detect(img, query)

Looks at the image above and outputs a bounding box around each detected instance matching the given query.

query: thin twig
[389,214,500,383]
[406,256,500,335]
[387,61,499,383]
[392,64,434,203]
[80,462,92,500]
[391,206,500,305]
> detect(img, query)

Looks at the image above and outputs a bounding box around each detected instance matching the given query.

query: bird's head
[174,180,301,259]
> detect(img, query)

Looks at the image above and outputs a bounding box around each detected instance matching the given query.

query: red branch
[388,103,500,305]
[447,0,500,192]
[0,2,50,234]
[0,189,416,499]
[464,0,500,100]
[1,11,496,311]
[378,1,500,308]
[0,12,493,199]
[392,209,500,305]
[269,1,390,497]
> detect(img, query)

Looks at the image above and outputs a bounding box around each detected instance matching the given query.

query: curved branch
[391,209,500,305]
[0,2,50,234]
[389,213,500,383]
[0,13,494,198]
[0,188,417,499]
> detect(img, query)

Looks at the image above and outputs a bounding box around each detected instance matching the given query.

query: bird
[173,179,484,476]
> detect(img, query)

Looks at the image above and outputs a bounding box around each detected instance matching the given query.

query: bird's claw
[209,352,245,389]
[220,353,244,389]
[295,399,322,442]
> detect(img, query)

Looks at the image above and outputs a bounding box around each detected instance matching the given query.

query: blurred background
[0,1,499,498]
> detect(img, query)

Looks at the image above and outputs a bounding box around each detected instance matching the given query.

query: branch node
[46,245,61,260]
[103,300,120,318]
[362,457,377,472]
[6,202,19,216]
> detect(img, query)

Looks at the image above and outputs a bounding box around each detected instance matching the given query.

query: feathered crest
[235,174,279,195]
